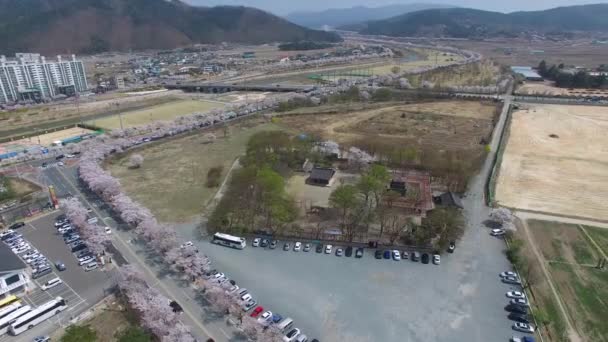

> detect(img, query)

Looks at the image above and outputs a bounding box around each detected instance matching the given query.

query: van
[32,267,52,279]
[41,277,62,290]
[276,317,294,332]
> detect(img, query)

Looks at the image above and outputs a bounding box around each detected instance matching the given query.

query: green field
[106,119,279,222]
[87,100,225,130]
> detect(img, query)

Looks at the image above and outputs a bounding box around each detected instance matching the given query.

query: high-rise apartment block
[0,53,88,104]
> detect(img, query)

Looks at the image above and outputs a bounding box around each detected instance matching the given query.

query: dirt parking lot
[495,104,608,221]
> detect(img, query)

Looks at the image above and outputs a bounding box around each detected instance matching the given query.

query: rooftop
[309,167,336,182]
[511,66,543,79]
[0,244,26,273]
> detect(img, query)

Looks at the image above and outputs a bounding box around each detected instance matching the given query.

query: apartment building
[0,53,88,104]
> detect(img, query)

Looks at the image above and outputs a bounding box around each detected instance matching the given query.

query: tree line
[538,60,608,89]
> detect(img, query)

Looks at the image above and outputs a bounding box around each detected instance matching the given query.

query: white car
[13,244,30,254]
[78,256,95,266]
[257,310,273,324]
[283,328,301,342]
[252,238,261,247]
[433,254,441,265]
[392,250,401,260]
[324,245,333,254]
[104,227,112,235]
[500,271,518,278]
[225,284,240,294]
[213,272,225,280]
[294,242,302,252]
[65,154,76,158]
[510,298,530,307]
[502,276,521,285]
[512,322,535,333]
[0,230,14,238]
[84,262,98,271]
[41,277,62,290]
[491,228,506,236]
[506,291,526,299]
[180,241,194,249]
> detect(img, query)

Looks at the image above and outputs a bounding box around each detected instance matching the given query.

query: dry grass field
[495,104,608,221]
[276,100,496,151]
[520,220,608,342]
[106,119,279,223]
[516,83,608,98]
[87,99,224,130]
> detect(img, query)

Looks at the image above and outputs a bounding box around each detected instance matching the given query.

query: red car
[250,306,264,317]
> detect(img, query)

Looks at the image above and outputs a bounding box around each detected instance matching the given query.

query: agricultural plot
[87,99,225,130]
[525,220,608,342]
[495,104,608,221]
[106,119,279,223]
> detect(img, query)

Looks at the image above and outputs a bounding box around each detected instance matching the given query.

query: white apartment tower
[0,53,88,104]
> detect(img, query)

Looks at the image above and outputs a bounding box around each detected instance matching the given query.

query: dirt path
[520,218,583,342]
[579,225,608,260]
[516,211,608,229]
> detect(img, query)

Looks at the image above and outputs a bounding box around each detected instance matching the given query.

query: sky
[187,0,608,15]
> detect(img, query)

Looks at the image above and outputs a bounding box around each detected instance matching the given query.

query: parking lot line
[26,222,37,231]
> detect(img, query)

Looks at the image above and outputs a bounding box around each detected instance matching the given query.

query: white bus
[9,297,66,336]
[212,233,246,249]
[0,305,31,335]
[0,303,22,319]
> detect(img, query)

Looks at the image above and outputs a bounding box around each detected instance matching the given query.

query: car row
[252,238,441,265]
[202,268,317,342]
[54,214,99,272]
[2,228,53,279]
[499,271,536,340]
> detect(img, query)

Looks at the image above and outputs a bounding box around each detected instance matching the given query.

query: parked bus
[0,305,31,335]
[212,233,246,249]
[9,297,66,335]
[0,303,23,321]
[0,296,19,310]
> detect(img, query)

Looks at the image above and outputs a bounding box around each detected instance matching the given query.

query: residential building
[0,53,88,104]
[0,244,29,298]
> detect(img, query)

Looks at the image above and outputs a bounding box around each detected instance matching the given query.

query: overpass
[165,83,315,94]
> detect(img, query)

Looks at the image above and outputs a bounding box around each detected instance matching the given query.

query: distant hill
[285,3,453,29]
[0,0,341,55]
[352,4,608,38]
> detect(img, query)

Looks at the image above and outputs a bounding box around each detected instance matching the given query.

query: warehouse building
[511,66,544,81]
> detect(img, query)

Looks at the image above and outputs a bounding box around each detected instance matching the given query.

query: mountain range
[0,0,340,55]
[285,3,452,29]
[350,4,608,38]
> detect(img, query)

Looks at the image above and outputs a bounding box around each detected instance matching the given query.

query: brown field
[516,82,608,97]
[518,220,608,342]
[276,100,497,151]
[495,104,608,221]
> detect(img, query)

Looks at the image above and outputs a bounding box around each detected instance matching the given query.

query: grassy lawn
[1,177,40,204]
[87,100,225,130]
[583,226,608,256]
[525,220,607,342]
[106,119,279,223]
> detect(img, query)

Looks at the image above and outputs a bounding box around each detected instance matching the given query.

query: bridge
[165,83,315,94]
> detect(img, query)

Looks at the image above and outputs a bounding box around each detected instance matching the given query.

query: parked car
[84,262,98,271]
[315,244,323,253]
[502,276,521,285]
[8,222,25,230]
[242,299,257,312]
[510,336,536,342]
[392,250,401,260]
[104,227,112,235]
[303,243,311,252]
[383,250,391,259]
[41,277,62,291]
[324,245,332,254]
[448,241,456,253]
[32,267,52,279]
[78,255,95,266]
[170,300,183,314]
[506,291,526,299]
[508,313,531,324]
[401,251,409,260]
[261,239,269,247]
[512,322,535,333]
[283,243,290,251]
[500,271,518,278]
[374,250,383,259]
[421,253,430,264]
[335,248,343,257]
[270,240,278,249]
[510,298,530,307]
[491,228,506,236]
[34,337,51,342]
[344,246,353,257]
[295,334,308,342]
[250,306,264,317]
[283,328,301,342]
[411,252,420,262]
[272,313,283,324]
[294,242,302,252]
[55,261,66,271]
[355,248,364,258]
[0,230,15,240]
[433,254,441,265]
[257,310,273,324]
[253,238,261,247]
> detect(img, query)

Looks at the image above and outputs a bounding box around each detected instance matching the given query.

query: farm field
[87,99,225,130]
[495,104,608,221]
[106,119,279,223]
[516,82,608,98]
[522,220,608,342]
